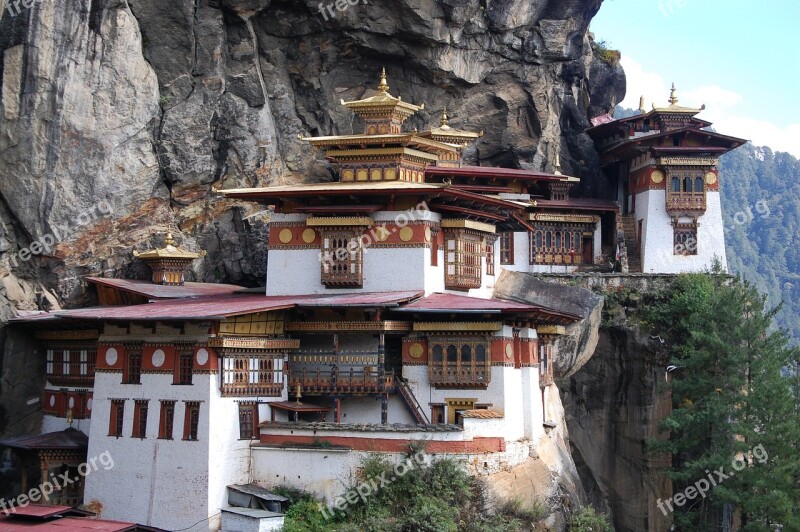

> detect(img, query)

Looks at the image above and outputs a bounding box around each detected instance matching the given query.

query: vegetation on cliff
[644,269,800,530]
[279,451,611,531]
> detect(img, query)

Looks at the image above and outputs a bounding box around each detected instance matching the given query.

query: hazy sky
[591,0,800,157]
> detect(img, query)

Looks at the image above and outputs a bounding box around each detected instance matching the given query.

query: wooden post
[335,397,341,423]
[381,393,388,424]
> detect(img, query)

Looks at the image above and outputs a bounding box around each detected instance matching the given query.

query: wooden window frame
[174,347,194,385]
[158,400,175,440]
[499,232,514,265]
[238,402,260,440]
[529,224,588,265]
[320,228,363,288]
[444,229,483,291]
[485,236,496,276]
[109,400,125,437]
[430,229,439,266]
[428,336,491,388]
[183,401,200,441]
[673,222,698,256]
[123,345,142,385]
[132,400,148,439]
[221,354,284,397]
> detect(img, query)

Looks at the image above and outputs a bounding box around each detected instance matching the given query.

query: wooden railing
[289,367,394,395]
[429,362,491,388]
[666,193,706,213]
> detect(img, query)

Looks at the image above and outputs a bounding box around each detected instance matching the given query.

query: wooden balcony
[289,367,394,395]
[46,373,95,387]
[666,193,706,213]
[221,382,283,397]
[429,362,491,389]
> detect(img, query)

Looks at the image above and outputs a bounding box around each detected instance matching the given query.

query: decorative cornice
[209,337,301,350]
[36,330,100,340]
[306,217,374,227]
[286,321,412,333]
[529,214,598,224]
[441,219,496,234]
[414,322,502,332]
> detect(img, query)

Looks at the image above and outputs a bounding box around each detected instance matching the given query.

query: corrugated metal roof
[460,409,504,419]
[86,277,246,300]
[426,166,564,181]
[0,506,77,518]
[39,291,422,321]
[0,428,88,451]
[228,484,288,502]
[399,293,544,312]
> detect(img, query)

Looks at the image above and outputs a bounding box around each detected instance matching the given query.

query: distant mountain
[611,107,800,344]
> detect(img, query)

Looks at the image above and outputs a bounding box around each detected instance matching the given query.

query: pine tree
[646,268,800,530]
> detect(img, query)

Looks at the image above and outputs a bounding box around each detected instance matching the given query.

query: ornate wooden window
[666,168,707,212]
[485,237,496,276]
[46,347,96,386]
[132,400,148,439]
[109,400,125,437]
[158,401,175,440]
[124,345,142,384]
[428,336,491,388]
[320,229,363,287]
[174,347,193,385]
[673,222,698,255]
[238,402,259,440]
[529,224,587,264]
[499,232,514,265]
[444,230,483,290]
[183,402,200,441]
[221,354,284,397]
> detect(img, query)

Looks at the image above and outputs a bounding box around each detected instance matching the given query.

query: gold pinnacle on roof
[553,153,562,176]
[639,96,646,113]
[378,67,389,93]
[668,83,679,105]
[441,106,449,127]
[133,231,206,286]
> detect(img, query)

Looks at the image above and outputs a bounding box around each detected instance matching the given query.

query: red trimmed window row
[108,399,200,441]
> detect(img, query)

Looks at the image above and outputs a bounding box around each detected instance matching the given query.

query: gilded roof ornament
[668,83,679,105]
[378,67,389,93]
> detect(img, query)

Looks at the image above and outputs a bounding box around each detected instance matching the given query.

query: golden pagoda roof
[133,232,205,260]
[418,107,484,145]
[652,83,705,114]
[301,133,459,154]
[340,68,424,115]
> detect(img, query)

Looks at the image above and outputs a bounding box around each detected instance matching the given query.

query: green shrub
[568,506,613,532]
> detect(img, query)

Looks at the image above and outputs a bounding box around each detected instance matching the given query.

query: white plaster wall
[207,391,255,532]
[496,232,528,273]
[42,413,91,436]
[84,373,213,531]
[637,190,728,273]
[594,220,602,261]
[337,395,416,425]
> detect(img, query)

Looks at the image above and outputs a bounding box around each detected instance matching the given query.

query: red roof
[0,428,88,451]
[86,277,246,300]
[395,293,581,322]
[0,506,82,519]
[37,291,423,321]
[425,166,564,182]
[0,516,138,531]
[535,198,619,212]
[589,113,616,127]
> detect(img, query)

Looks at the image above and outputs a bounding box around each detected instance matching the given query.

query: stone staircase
[621,215,642,273]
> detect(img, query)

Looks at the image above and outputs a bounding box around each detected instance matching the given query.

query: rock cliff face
[0,0,624,438]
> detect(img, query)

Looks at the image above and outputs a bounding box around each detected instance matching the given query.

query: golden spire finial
[668,83,678,105]
[165,231,176,247]
[554,153,562,176]
[378,67,389,93]
[441,106,449,127]
[639,95,646,113]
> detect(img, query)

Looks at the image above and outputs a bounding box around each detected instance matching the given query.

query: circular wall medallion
[278,229,293,244]
[49,395,56,407]
[424,227,432,243]
[705,172,717,185]
[409,343,424,359]
[152,349,166,368]
[399,227,414,242]
[87,398,93,411]
[651,170,664,184]
[385,168,397,180]
[342,169,354,181]
[68,397,75,409]
[105,347,118,366]
[196,348,209,366]
[302,228,316,244]
[370,168,382,181]
[376,225,390,242]
[505,344,513,359]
